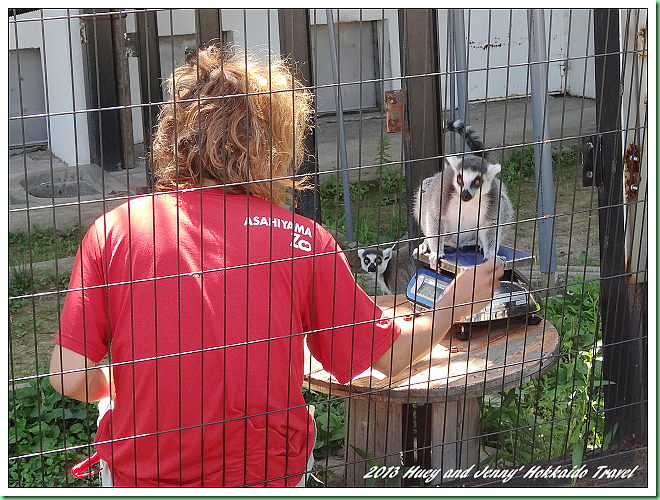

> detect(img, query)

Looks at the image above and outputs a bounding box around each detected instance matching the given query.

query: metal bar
[82,9,123,171]
[527,9,557,275]
[326,9,354,241]
[448,11,456,154]
[110,11,135,171]
[136,9,162,191]
[278,9,321,223]
[398,9,443,246]
[593,7,646,446]
[196,8,222,47]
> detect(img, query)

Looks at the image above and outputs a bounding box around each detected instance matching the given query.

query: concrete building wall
[41,10,91,166]
[561,9,596,99]
[9,9,91,165]
[310,9,401,93]
[438,9,596,106]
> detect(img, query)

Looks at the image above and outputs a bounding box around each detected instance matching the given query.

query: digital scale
[406,245,541,340]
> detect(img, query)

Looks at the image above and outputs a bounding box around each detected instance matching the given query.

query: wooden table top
[304,295,561,403]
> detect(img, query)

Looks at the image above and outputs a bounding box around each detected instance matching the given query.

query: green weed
[10,316,41,339]
[374,135,392,167]
[303,388,345,459]
[479,279,613,469]
[9,264,34,303]
[351,446,380,487]
[500,146,537,187]
[9,369,100,487]
[319,170,406,247]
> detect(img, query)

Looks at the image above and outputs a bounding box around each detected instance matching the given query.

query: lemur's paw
[496,255,507,270]
[428,252,439,270]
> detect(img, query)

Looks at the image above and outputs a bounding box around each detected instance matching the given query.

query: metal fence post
[82,9,124,171]
[110,11,135,171]
[398,9,443,245]
[136,9,162,191]
[279,8,321,223]
[450,9,470,147]
[195,8,223,48]
[593,8,647,446]
[398,8,443,479]
[325,9,353,242]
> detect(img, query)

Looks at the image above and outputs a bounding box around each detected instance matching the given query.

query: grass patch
[500,145,581,189]
[319,167,407,247]
[9,225,83,267]
[319,135,407,247]
[501,145,582,209]
[10,267,71,302]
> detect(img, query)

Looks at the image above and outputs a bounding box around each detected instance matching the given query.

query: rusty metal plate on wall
[385,89,404,133]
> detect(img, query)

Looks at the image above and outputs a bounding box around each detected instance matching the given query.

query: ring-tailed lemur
[357,244,412,296]
[413,119,514,270]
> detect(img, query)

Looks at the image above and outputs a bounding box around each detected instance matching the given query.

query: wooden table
[304,295,560,487]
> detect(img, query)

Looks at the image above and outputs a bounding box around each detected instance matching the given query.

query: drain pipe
[326,9,354,242]
[527,9,558,286]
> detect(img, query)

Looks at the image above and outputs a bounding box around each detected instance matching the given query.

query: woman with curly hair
[50,46,502,487]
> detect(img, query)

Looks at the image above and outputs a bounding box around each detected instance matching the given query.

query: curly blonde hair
[151,46,313,206]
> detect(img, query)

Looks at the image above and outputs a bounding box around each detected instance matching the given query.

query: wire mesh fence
[8,8,650,489]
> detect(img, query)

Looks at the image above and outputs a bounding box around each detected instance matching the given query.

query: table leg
[344,398,403,487]
[429,397,480,485]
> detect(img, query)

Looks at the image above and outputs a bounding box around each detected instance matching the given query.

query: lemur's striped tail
[445,119,484,157]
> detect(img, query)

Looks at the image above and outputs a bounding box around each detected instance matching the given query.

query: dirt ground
[9,289,66,381]
[504,171,601,267]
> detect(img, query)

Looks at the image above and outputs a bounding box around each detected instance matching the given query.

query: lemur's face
[357,247,393,275]
[446,156,502,202]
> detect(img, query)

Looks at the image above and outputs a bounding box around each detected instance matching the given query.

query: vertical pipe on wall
[448,11,456,154]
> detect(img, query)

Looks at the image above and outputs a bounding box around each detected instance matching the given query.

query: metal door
[9,48,48,148]
[311,20,380,113]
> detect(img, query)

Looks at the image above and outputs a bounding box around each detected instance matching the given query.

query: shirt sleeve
[55,222,110,364]
[306,231,400,385]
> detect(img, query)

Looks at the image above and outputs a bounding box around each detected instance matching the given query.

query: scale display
[406,268,453,309]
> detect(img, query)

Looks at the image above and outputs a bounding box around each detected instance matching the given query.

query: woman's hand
[440,259,504,320]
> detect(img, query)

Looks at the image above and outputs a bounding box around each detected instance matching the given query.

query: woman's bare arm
[49,346,113,402]
[372,260,504,377]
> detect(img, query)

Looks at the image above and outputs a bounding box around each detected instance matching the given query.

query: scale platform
[412,244,533,274]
